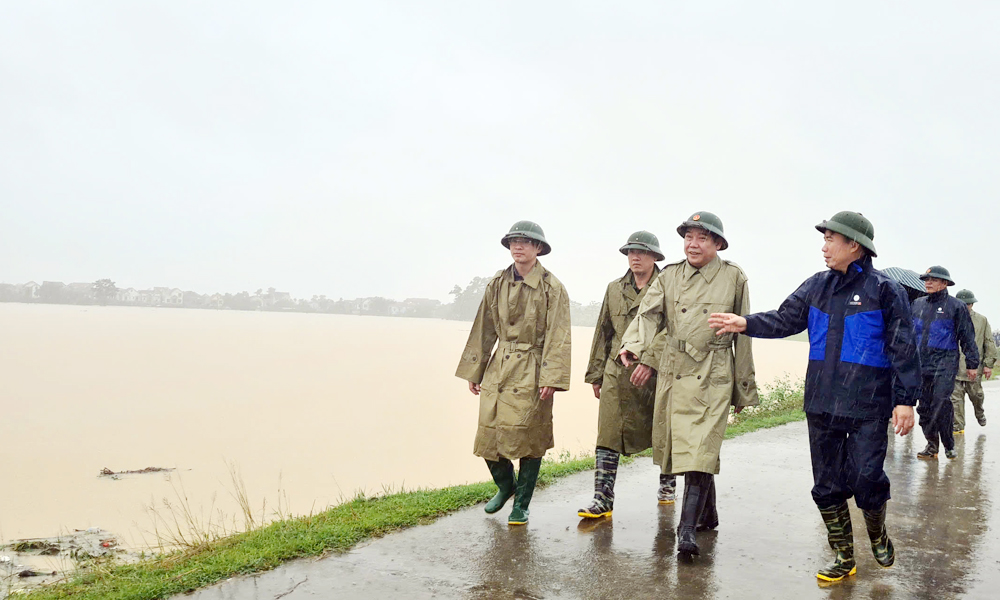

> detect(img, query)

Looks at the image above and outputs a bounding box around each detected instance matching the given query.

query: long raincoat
[456,261,572,461]
[620,257,758,474]
[585,267,661,455]
[955,309,996,382]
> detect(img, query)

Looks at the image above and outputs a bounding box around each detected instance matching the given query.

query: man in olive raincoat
[456,220,572,526]
[579,231,674,519]
[951,289,996,433]
[912,266,979,460]
[618,212,758,556]
[710,211,920,583]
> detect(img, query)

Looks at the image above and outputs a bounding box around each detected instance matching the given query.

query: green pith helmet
[920,265,955,286]
[815,211,877,257]
[956,289,978,304]
[676,211,728,250]
[619,230,665,261]
[501,220,551,256]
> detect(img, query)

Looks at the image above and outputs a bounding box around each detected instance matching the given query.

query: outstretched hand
[708,313,747,336]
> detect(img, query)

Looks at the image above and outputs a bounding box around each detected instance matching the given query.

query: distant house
[21,281,40,300]
[116,288,139,303]
[163,288,184,305]
[207,293,225,308]
[67,282,96,302]
[137,289,160,305]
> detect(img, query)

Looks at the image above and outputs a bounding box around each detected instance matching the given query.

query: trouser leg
[845,419,891,510]
[969,379,987,425]
[917,376,941,455]
[807,413,852,508]
[933,375,957,452]
[951,380,967,432]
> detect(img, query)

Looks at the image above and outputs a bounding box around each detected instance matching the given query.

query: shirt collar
[683,255,722,283]
[508,261,545,288]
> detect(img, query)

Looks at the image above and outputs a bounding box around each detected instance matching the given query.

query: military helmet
[619,230,665,261]
[676,211,728,251]
[920,265,955,286]
[956,289,978,304]
[815,211,877,257]
[501,220,551,256]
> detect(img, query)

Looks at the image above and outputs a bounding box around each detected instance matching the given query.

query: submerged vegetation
[21,378,804,600]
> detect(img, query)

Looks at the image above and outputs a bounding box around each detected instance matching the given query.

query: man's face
[822,231,860,272]
[965,302,975,312]
[683,227,721,268]
[628,249,655,276]
[924,277,948,294]
[508,236,540,265]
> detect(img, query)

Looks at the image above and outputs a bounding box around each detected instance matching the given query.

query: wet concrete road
[179,382,1000,600]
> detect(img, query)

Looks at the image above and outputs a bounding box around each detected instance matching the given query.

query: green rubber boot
[862,503,895,568]
[508,458,542,525]
[816,503,856,582]
[484,459,515,514]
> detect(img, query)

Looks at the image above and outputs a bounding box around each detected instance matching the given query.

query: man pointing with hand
[709,211,920,584]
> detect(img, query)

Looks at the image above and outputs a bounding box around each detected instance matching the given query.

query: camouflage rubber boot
[508,457,542,526]
[816,503,856,582]
[657,474,677,505]
[484,459,515,514]
[697,476,718,531]
[578,448,618,518]
[862,503,895,568]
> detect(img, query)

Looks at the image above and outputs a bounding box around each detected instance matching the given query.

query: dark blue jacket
[744,256,921,419]
[911,290,979,378]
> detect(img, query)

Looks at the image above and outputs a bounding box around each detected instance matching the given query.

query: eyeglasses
[507,236,533,246]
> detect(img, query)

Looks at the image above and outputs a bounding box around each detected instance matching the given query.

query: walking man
[912,267,979,459]
[618,212,758,556]
[455,220,572,525]
[709,211,920,582]
[580,231,675,519]
[951,289,996,434]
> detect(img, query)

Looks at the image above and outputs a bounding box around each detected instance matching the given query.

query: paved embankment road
[178,383,1000,600]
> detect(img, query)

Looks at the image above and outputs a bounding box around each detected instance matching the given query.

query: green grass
[24,378,804,600]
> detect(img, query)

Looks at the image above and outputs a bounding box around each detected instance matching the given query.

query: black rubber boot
[578,448,618,518]
[508,457,542,525]
[816,503,856,582]
[677,472,708,555]
[484,459,515,514]
[862,503,895,568]
[697,476,718,531]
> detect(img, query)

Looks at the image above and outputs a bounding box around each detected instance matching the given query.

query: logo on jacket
[848,294,862,306]
[937,307,944,313]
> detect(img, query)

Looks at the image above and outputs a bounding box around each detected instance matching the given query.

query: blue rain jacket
[744,256,920,419]
[911,289,979,378]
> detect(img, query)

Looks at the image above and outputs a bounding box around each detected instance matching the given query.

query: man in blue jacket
[911,266,979,460]
[709,211,920,583]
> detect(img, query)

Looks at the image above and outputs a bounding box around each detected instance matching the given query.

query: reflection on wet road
[179,383,1000,600]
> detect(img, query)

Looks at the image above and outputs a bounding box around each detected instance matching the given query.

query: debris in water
[99,466,175,477]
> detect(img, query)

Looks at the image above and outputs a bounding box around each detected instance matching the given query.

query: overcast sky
[3,2,999,318]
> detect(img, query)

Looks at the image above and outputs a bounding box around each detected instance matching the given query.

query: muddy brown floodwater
[0,303,805,550]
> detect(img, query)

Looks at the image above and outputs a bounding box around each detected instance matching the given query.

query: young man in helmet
[579,231,675,519]
[618,212,758,556]
[709,211,920,583]
[951,289,996,433]
[456,220,572,526]
[912,267,979,459]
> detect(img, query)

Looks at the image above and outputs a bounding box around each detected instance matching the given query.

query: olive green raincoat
[456,261,572,461]
[620,256,758,475]
[956,309,997,382]
[585,267,661,455]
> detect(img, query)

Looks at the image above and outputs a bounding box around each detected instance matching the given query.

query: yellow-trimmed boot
[578,448,617,518]
[816,503,856,583]
[508,458,541,526]
[862,503,895,568]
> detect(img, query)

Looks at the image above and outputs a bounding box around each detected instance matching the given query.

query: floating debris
[99,466,175,478]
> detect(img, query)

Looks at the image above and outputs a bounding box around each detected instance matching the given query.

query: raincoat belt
[660,334,730,363]
[500,341,542,354]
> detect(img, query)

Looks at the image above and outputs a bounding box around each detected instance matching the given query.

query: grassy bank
[24,378,804,600]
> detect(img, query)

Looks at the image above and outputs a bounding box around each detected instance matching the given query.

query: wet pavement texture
[179,382,1000,600]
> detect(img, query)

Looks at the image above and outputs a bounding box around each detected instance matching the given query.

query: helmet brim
[619,243,665,261]
[815,221,877,257]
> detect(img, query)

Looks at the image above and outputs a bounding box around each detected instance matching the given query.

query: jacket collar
[683,255,722,283]
[619,264,660,302]
[928,288,949,303]
[507,261,545,289]
[832,255,871,291]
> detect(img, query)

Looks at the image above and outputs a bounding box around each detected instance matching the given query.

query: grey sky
[2,2,999,319]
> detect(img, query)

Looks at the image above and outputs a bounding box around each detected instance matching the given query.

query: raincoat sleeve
[882,280,921,407]
[982,317,997,370]
[732,275,759,408]
[585,286,614,385]
[539,280,572,391]
[743,277,812,339]
[455,282,497,384]
[957,304,981,371]
[620,274,666,366]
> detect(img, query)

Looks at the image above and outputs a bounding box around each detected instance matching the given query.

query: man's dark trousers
[807,412,891,510]
[917,374,957,452]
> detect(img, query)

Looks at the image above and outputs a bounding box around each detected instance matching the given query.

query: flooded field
[0,304,806,547]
